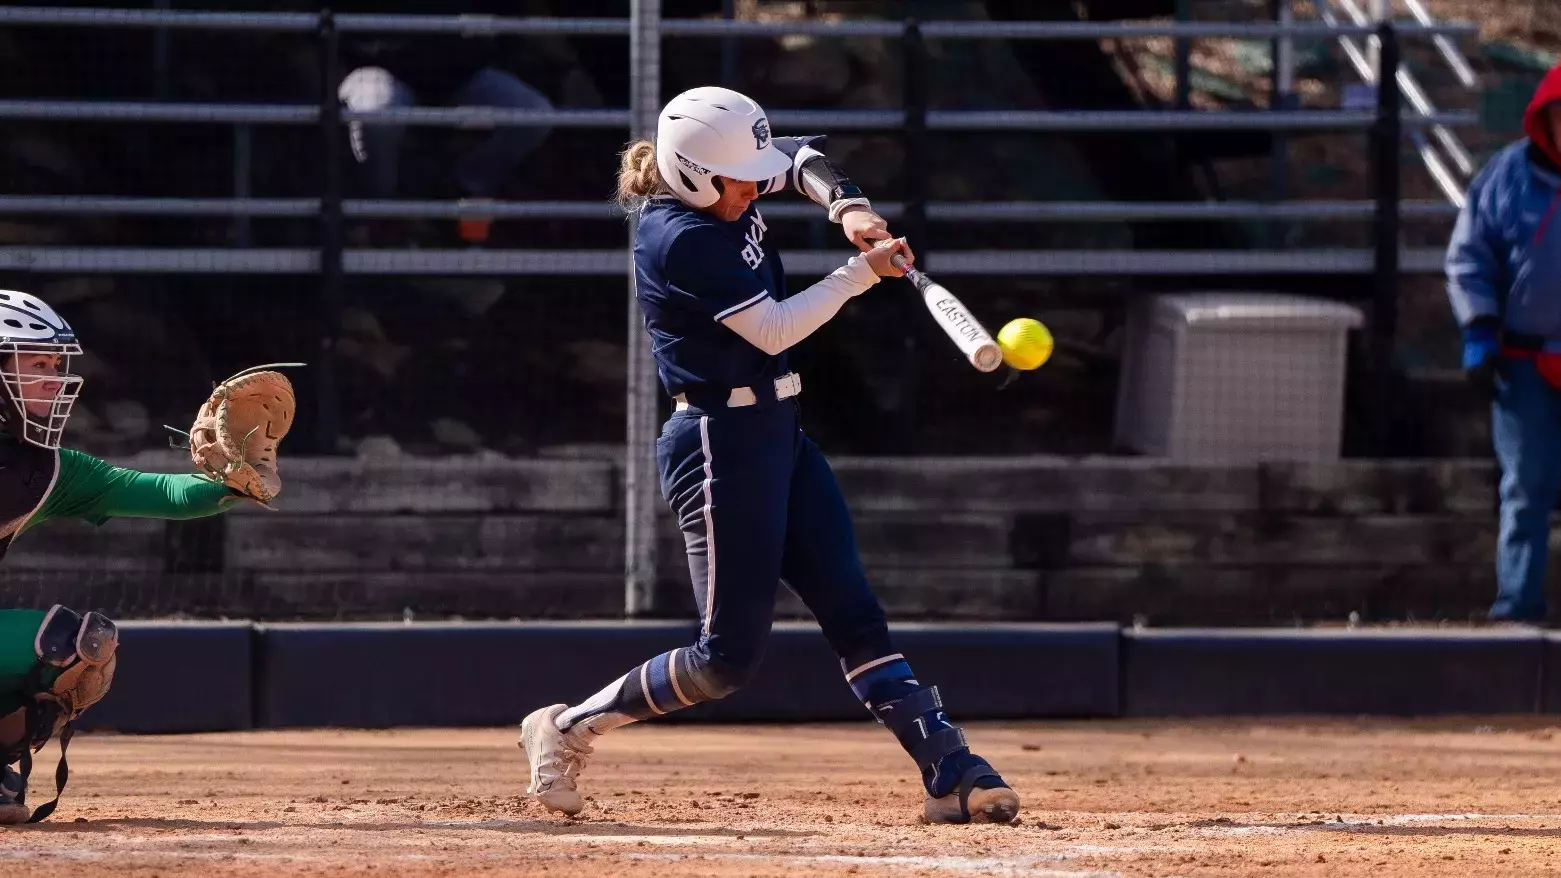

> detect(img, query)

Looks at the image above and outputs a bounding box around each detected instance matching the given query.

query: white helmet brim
[705,146,794,184]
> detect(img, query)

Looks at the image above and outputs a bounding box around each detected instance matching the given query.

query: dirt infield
[6,719,1561,877]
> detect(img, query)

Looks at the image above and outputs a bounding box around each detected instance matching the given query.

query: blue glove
[1462,322,1498,370]
[1462,321,1500,397]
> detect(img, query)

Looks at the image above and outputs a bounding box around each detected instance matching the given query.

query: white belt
[675,372,802,411]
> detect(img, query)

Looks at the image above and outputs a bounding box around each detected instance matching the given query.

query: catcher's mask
[0,292,82,450]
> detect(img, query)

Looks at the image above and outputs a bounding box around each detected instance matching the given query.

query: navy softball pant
[552,398,904,731]
[655,400,895,697]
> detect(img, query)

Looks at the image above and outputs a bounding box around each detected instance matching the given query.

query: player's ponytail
[616,140,665,209]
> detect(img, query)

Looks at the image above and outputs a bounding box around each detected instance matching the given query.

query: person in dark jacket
[335,2,553,243]
[1446,62,1561,623]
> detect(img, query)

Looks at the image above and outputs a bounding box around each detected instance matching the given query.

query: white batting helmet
[655,87,793,209]
[0,290,83,449]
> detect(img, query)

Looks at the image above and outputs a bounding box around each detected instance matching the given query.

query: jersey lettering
[739,211,769,270]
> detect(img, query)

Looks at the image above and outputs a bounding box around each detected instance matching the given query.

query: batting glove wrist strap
[828,197,874,224]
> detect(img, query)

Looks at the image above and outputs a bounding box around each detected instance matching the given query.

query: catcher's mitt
[186,363,302,507]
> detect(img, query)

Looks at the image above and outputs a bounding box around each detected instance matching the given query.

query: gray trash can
[1113,292,1365,463]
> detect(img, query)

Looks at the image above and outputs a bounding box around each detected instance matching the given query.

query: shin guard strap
[889,685,942,718]
[912,726,968,771]
[871,684,943,726]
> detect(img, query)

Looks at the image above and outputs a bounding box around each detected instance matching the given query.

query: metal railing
[0,5,1482,615]
[0,196,1461,221]
[0,10,1479,283]
[1314,0,1479,207]
[0,6,1477,241]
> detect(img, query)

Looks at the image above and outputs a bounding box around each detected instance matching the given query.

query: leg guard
[0,604,117,826]
[37,605,118,721]
[871,685,1019,825]
[871,685,969,784]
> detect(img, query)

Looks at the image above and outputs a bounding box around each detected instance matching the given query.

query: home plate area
[5,720,1561,877]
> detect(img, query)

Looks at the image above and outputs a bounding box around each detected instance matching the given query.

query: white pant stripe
[640,661,665,716]
[699,415,717,638]
[845,653,906,682]
[667,648,694,707]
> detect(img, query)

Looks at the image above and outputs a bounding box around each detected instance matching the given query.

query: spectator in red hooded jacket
[1446,63,1561,623]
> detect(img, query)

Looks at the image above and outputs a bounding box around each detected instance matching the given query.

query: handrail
[1311,0,1469,207]
[0,195,1460,221]
[0,100,319,123]
[915,19,1477,39]
[0,7,1479,39]
[1332,0,1476,177]
[0,100,1475,131]
[1399,0,1478,88]
[0,101,632,127]
[0,7,316,29]
[0,246,1450,275]
[922,110,1474,130]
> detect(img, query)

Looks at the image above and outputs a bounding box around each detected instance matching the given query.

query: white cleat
[519,703,597,817]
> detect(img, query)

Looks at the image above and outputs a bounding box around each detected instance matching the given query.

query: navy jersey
[634,197,792,398]
[632,135,827,399]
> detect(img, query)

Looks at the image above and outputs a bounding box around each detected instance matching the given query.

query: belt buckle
[774,372,801,400]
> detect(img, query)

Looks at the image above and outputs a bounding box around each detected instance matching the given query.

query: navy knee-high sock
[557,648,702,735]
[556,645,745,736]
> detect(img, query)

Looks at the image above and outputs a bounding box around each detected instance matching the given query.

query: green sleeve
[0,610,58,714]
[24,448,237,530]
[0,610,45,689]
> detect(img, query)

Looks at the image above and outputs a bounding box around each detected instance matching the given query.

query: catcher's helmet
[0,291,82,449]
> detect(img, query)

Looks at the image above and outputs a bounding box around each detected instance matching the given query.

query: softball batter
[0,290,295,824]
[520,86,1020,825]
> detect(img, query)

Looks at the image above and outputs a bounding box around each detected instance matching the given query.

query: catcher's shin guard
[1,604,118,825]
[871,685,1020,825]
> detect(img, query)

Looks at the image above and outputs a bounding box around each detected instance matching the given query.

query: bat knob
[972,344,1005,373]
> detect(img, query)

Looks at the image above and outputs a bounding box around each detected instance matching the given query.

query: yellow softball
[997,318,1053,371]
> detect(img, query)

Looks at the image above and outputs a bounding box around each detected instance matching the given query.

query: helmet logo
[675,152,710,176]
[751,118,771,150]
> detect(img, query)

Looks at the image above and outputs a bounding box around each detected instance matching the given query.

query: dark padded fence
[69,623,1561,732]
[1120,628,1546,717]
[77,622,255,733]
[253,621,1121,728]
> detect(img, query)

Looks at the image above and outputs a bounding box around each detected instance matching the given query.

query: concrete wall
[0,453,1510,625]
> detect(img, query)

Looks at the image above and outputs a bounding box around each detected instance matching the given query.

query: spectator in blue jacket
[1446,62,1561,623]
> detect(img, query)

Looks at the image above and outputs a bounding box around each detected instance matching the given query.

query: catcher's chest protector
[0,441,55,557]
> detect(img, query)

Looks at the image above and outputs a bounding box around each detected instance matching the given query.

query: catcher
[0,289,297,825]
